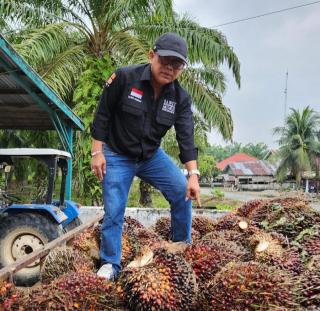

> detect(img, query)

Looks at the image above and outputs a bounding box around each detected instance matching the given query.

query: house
[217,153,257,171]
[222,160,276,190]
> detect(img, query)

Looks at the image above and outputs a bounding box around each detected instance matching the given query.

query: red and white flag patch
[130,88,143,99]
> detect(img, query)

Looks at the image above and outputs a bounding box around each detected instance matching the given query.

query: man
[91,32,201,280]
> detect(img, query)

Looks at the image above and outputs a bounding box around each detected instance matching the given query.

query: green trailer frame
[0,34,84,199]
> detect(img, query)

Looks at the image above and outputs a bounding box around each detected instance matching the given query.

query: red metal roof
[217,153,257,170]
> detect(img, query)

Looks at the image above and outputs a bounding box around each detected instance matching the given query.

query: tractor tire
[0,212,62,286]
[63,217,82,232]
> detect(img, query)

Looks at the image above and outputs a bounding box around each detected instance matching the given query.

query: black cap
[153,32,188,63]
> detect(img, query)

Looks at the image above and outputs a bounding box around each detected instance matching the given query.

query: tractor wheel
[63,217,82,232]
[0,212,62,286]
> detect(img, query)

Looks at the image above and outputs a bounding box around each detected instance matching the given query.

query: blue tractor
[0,148,81,286]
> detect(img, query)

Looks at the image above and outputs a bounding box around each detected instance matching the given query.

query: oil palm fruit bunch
[211,213,255,232]
[184,238,247,288]
[154,216,171,240]
[123,216,144,235]
[262,204,320,241]
[71,225,100,262]
[211,214,260,248]
[201,229,251,257]
[248,197,310,223]
[191,216,215,237]
[299,255,320,308]
[0,281,20,310]
[125,227,164,262]
[236,199,264,217]
[154,217,201,242]
[294,226,320,260]
[248,231,302,275]
[18,272,124,310]
[121,233,137,267]
[198,261,299,311]
[40,247,95,284]
[120,247,197,310]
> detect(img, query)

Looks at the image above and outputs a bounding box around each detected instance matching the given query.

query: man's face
[149,50,185,86]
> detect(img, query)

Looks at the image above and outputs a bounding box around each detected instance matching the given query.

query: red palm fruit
[299,255,320,308]
[198,261,299,311]
[236,199,264,217]
[40,247,95,284]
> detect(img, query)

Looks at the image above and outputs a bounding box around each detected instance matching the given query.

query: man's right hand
[91,153,106,181]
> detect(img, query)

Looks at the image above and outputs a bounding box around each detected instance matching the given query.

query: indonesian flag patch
[128,87,143,102]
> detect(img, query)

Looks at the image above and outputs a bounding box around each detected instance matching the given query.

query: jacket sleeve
[174,94,198,163]
[90,69,124,142]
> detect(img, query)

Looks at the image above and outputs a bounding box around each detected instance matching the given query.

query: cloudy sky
[174,0,320,147]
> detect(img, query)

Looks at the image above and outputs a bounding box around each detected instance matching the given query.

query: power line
[213,1,320,28]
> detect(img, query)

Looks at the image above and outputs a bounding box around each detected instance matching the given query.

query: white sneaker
[97,263,116,280]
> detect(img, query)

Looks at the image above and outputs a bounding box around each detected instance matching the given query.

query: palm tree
[273,106,320,187]
[1,0,240,137]
[2,0,241,204]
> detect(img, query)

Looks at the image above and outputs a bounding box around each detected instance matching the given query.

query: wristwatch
[188,169,200,178]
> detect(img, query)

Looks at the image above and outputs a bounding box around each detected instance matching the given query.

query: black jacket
[91,64,197,163]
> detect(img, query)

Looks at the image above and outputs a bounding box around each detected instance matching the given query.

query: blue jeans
[100,144,192,272]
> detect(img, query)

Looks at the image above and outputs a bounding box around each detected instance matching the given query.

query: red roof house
[217,153,257,171]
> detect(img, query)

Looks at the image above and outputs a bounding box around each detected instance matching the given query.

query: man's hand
[91,153,106,181]
[186,174,201,207]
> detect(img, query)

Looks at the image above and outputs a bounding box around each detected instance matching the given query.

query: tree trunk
[139,179,153,207]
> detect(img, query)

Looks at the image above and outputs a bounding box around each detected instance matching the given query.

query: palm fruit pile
[0,281,19,310]
[3,196,320,311]
[120,248,197,311]
[236,199,263,217]
[191,216,214,237]
[299,255,320,308]
[246,197,306,222]
[40,247,94,284]
[198,261,299,311]
[294,225,320,260]
[14,272,125,311]
[154,216,171,240]
[154,216,201,242]
[184,238,247,288]
[247,231,302,275]
[261,203,320,240]
[70,224,101,263]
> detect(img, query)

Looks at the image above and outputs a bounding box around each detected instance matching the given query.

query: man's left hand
[186,175,201,207]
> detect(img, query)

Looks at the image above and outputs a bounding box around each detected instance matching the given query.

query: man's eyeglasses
[156,54,186,70]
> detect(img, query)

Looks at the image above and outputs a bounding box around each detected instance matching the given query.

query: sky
[174,0,320,148]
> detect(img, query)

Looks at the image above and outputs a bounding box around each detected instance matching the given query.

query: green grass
[127,179,169,208]
[73,179,241,210]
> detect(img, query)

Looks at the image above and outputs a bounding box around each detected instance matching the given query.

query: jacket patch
[162,99,176,114]
[128,88,143,102]
[105,72,116,87]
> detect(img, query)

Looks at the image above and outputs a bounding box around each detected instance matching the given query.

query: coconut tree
[273,106,320,187]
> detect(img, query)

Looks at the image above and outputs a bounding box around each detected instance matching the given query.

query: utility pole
[284,70,288,122]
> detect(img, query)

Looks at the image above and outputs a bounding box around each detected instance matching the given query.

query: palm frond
[186,66,226,95]
[179,68,233,140]
[109,32,149,65]
[13,23,81,68]
[132,15,241,87]
[39,45,86,98]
